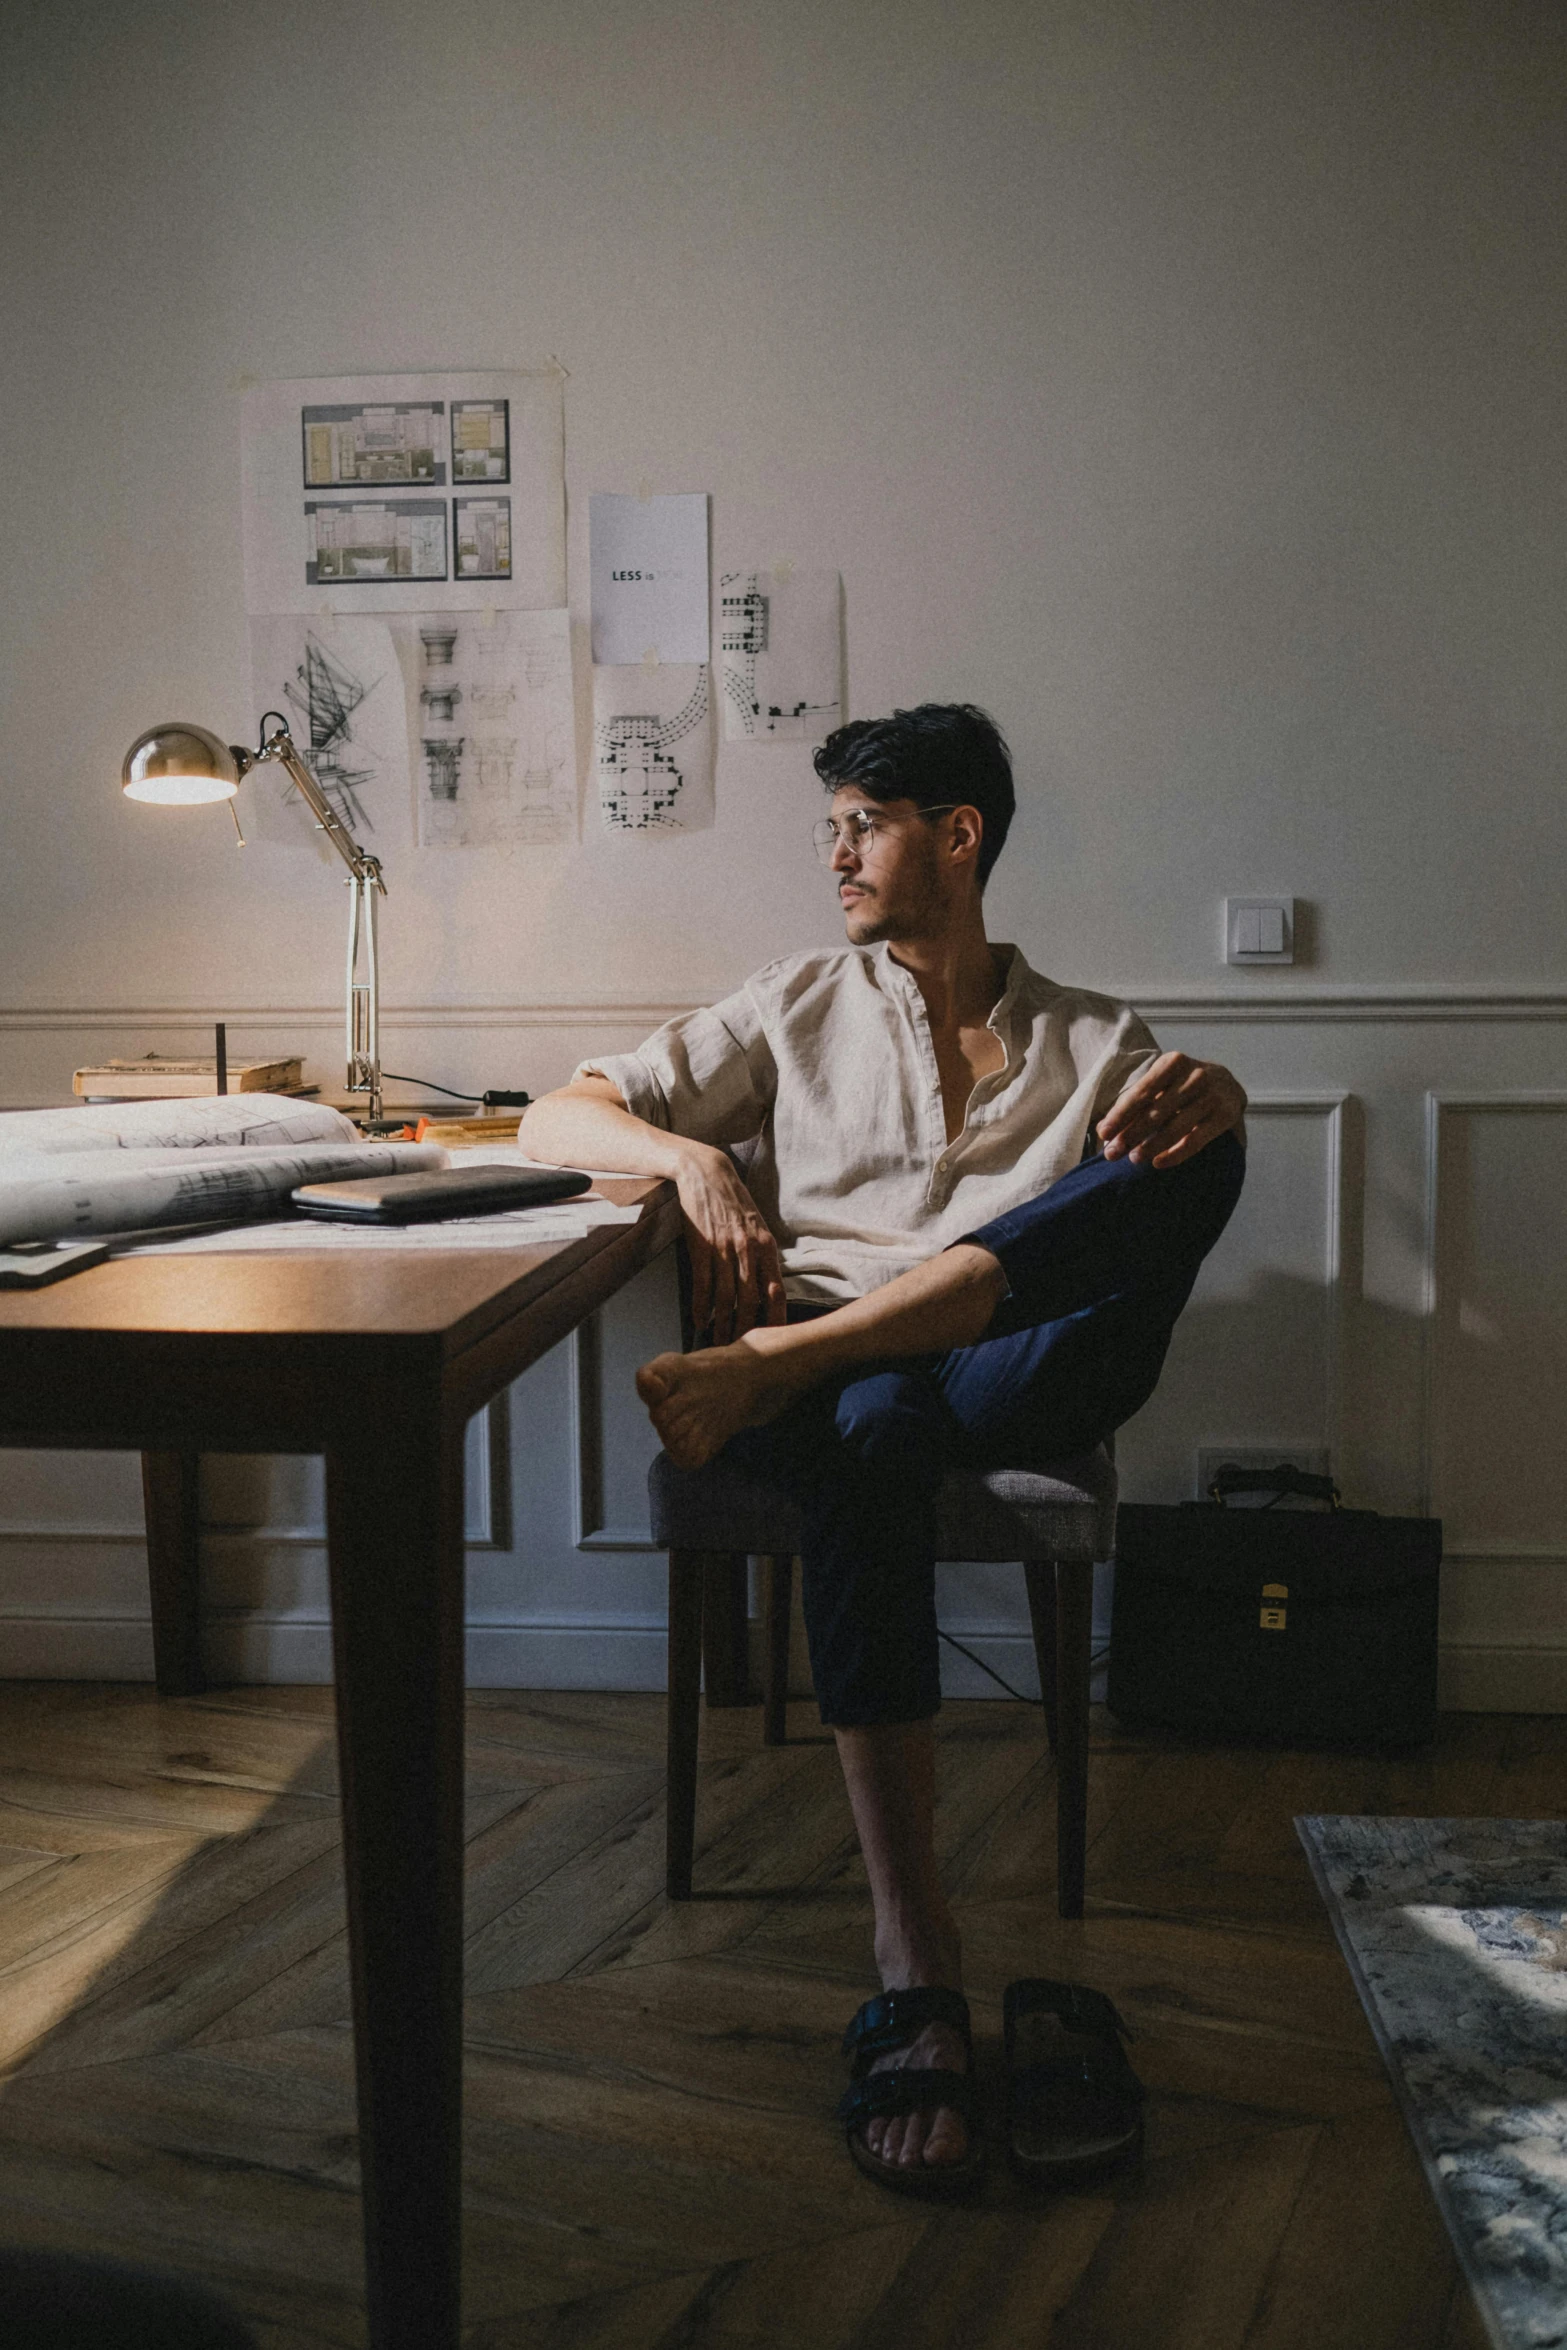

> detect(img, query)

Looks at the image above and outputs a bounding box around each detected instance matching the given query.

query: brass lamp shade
[122,722,241,805]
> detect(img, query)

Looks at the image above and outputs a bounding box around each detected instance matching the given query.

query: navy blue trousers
[723,1132,1246,1727]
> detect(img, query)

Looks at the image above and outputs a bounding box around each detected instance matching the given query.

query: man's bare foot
[860,2014,971,2171]
[635,1330,812,1468]
[857,1922,969,2173]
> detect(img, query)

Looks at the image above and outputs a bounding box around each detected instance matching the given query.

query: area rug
[1297,1815,1567,2350]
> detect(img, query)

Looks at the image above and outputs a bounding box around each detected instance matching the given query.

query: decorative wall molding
[1242,1093,1350,1470]
[569,1318,659,1552]
[0,1397,508,1552]
[1421,1090,1567,1527]
[3,985,1567,1040]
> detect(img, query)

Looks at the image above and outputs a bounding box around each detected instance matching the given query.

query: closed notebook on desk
[292,1166,592,1224]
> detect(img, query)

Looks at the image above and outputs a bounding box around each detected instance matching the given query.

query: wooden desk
[0,1180,679,2350]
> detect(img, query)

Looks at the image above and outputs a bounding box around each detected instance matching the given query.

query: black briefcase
[1107,1467,1441,1748]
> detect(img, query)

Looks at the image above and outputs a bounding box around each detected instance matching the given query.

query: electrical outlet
[1196,1445,1330,1505]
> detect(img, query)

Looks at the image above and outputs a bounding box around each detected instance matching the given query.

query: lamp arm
[234,723,388,895]
[234,717,387,1120]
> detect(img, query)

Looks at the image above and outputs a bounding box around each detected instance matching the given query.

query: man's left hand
[1097,1053,1247,1167]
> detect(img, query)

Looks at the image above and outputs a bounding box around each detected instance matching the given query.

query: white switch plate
[1225,896,1294,964]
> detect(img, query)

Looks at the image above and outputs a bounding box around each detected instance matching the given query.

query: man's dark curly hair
[813,703,1015,889]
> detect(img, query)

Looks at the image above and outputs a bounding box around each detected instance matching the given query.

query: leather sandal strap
[837,2067,978,2129]
[841,1987,973,2063]
[1003,1978,1134,2045]
[1010,2046,1146,2111]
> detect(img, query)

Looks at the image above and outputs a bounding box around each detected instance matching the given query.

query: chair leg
[762,1555,793,1745]
[141,1450,205,1696]
[701,1552,752,1707]
[666,1548,704,1900]
[1054,1557,1093,1921]
[1022,1558,1059,1755]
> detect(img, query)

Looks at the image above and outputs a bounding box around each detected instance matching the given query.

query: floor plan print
[719,569,842,742]
[593,664,714,832]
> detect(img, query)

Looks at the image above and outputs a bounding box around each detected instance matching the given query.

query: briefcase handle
[1207,1463,1341,1510]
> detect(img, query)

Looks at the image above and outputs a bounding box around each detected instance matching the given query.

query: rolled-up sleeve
[574,981,777,1146]
[1086,1010,1162,1124]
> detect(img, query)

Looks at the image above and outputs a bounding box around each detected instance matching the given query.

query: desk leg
[326,1418,466,2350]
[141,1450,204,1696]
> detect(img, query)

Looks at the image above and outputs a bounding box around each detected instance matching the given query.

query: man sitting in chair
[519,704,1246,2195]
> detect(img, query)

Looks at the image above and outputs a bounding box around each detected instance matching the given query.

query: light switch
[1225,898,1295,965]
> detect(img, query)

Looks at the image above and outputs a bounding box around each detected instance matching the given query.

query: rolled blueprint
[0,1093,360,1157]
[0,1142,446,1244]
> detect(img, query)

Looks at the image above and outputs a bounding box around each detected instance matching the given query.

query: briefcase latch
[1260,1581,1288,1631]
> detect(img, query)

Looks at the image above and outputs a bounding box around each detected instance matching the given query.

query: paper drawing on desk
[593,665,714,833]
[720,570,842,743]
[243,370,565,616]
[589,493,709,665]
[248,615,412,850]
[129,1199,643,1253]
[0,1142,443,1246]
[398,608,575,849]
[0,1095,358,1158]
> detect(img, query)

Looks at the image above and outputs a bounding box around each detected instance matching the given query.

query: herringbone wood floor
[0,1684,1548,2349]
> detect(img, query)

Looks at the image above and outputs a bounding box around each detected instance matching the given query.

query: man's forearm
[518,1085,706,1180]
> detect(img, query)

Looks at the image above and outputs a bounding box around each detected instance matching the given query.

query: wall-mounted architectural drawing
[306,500,448,585]
[593,664,714,832]
[451,399,510,481]
[247,615,411,848]
[249,608,573,853]
[244,369,565,616]
[454,496,512,580]
[301,402,445,487]
[408,608,575,849]
[719,568,842,742]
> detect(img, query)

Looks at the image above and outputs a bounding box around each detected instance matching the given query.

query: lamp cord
[379,1071,482,1105]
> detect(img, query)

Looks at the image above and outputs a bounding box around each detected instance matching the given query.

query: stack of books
[73,1055,307,1100]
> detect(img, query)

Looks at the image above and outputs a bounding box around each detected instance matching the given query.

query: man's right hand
[676,1146,787,1342]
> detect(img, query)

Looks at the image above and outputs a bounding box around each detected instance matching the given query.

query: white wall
[2,0,1565,1706]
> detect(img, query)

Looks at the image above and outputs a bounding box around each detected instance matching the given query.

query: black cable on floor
[937,1629,1039,1704]
[936,1629,1113,1703]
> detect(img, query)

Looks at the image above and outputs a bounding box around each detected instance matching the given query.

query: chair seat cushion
[648,1444,1116,1561]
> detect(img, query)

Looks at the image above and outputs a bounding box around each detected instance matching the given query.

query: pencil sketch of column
[512,631,570,842]
[468,623,519,839]
[418,622,465,833]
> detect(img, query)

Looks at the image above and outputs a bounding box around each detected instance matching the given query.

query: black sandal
[1002,1978,1145,2187]
[837,1987,984,2199]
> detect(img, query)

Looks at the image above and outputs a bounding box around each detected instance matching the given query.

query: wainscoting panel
[2,1000,1566,1707]
[1424,1094,1567,1711]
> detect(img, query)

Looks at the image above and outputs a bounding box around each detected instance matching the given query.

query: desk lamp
[121,714,387,1121]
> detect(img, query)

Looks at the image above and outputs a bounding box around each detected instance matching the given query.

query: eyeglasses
[810,804,960,865]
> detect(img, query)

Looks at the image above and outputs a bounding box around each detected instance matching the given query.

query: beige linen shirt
[578,944,1160,1306]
